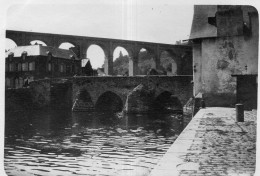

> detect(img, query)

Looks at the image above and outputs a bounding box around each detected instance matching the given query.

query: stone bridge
[29,76,193,113]
[6,30,192,76]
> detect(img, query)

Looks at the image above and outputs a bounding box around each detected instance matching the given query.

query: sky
[4,0,194,68]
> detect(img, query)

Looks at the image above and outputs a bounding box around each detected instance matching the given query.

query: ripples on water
[5,110,185,176]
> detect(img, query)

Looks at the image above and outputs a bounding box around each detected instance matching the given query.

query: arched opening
[160,50,178,76]
[86,44,105,70]
[30,40,47,46]
[59,42,75,50]
[113,46,129,76]
[138,48,154,75]
[153,91,182,113]
[95,91,123,112]
[59,42,80,58]
[5,38,17,52]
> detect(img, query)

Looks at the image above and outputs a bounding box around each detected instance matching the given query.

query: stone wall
[5,88,33,111]
[29,80,51,109]
[72,76,193,112]
[6,76,193,113]
[124,84,155,113]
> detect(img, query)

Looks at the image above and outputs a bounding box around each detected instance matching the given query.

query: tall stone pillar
[104,52,113,76]
[129,54,138,76]
[152,54,160,70]
[80,42,88,59]
[152,45,160,70]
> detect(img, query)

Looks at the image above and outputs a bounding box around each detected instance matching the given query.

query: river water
[5,110,186,176]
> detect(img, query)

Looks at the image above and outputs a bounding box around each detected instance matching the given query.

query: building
[97,68,106,76]
[81,58,94,76]
[189,5,258,109]
[5,44,81,88]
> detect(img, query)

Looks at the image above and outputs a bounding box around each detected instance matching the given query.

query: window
[18,63,22,71]
[15,63,19,71]
[22,63,28,71]
[208,16,216,27]
[47,63,52,72]
[6,78,11,88]
[60,64,65,73]
[66,65,71,73]
[9,63,15,71]
[29,62,35,71]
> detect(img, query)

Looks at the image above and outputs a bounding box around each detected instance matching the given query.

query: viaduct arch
[6,30,192,76]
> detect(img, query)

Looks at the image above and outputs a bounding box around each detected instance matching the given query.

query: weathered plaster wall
[192,5,258,107]
[194,34,258,106]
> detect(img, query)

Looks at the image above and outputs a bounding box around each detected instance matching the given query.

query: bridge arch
[5,38,17,51]
[72,89,94,111]
[153,91,182,112]
[86,44,106,69]
[113,46,130,76]
[58,42,75,49]
[95,91,123,112]
[138,47,156,75]
[30,40,48,46]
[159,49,179,75]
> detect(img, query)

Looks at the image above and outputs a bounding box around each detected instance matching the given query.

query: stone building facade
[5,45,81,88]
[189,5,258,108]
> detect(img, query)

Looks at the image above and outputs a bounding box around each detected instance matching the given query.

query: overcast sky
[5,0,194,68]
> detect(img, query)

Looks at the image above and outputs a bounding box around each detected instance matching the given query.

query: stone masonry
[72,76,193,112]
[25,76,193,112]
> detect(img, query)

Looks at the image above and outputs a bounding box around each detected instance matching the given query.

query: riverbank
[150,107,257,176]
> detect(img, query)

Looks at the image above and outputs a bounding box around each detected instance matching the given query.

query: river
[5,109,187,176]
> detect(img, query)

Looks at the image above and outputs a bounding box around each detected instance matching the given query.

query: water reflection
[5,110,184,176]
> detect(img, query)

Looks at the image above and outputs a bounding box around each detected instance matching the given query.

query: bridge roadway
[29,75,193,112]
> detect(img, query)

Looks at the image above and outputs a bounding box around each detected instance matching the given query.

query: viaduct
[6,30,192,76]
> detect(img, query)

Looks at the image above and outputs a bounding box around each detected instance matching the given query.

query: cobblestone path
[150,108,257,176]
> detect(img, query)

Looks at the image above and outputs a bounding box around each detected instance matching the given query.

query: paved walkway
[150,107,257,176]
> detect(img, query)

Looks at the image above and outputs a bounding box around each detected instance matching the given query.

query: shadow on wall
[202,93,236,107]
[153,91,183,113]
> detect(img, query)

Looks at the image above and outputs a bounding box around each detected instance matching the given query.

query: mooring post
[236,104,244,122]
[201,99,206,108]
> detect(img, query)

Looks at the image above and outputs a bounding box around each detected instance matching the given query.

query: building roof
[5,45,78,59]
[82,58,92,67]
[189,5,258,40]
[189,5,218,40]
